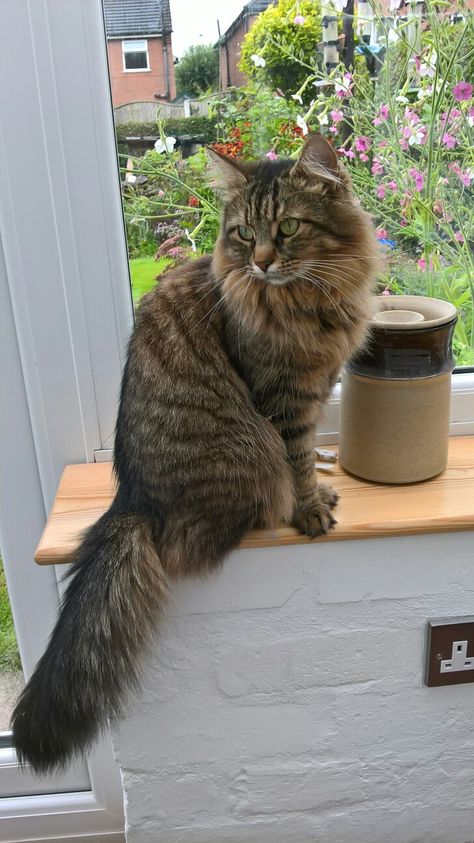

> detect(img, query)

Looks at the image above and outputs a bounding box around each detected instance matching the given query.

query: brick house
[103,0,176,108]
[217,0,273,91]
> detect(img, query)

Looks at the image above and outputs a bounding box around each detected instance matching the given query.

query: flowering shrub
[240,0,322,100]
[241,2,473,364]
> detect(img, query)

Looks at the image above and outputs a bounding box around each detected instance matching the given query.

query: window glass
[108,1,473,368]
[0,558,23,735]
[123,39,148,70]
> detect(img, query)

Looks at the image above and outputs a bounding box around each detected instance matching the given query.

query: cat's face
[211,134,379,305]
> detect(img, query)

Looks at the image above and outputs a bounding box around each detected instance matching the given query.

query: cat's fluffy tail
[11,504,168,774]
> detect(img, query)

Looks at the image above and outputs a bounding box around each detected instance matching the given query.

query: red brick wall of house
[107,35,176,107]
[219,15,257,91]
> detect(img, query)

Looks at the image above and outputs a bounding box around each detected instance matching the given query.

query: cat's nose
[254,259,272,273]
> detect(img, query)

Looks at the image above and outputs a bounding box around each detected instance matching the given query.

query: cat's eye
[279,218,300,237]
[237,225,254,241]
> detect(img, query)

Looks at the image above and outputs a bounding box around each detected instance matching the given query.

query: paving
[0,672,24,732]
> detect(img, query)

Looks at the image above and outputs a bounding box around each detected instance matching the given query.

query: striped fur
[11,134,379,773]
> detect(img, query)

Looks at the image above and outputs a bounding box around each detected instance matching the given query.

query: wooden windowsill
[35,436,474,565]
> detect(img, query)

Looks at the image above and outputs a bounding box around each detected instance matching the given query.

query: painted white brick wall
[113,532,474,843]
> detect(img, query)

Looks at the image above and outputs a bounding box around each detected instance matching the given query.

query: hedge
[115,116,217,144]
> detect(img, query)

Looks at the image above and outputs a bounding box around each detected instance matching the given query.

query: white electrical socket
[440,640,474,674]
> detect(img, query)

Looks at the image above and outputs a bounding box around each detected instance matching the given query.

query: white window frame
[0,0,131,838]
[0,0,473,839]
[122,38,150,72]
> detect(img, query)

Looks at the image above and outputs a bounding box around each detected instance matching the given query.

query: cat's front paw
[292,486,339,538]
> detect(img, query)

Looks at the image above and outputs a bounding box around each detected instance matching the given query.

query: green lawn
[0,558,21,673]
[129,257,171,302]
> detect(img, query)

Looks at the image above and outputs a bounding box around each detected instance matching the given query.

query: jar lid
[347,296,458,380]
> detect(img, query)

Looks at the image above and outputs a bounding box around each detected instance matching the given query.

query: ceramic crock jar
[338,295,458,484]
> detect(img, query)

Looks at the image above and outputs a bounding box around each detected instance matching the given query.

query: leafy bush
[122,147,219,262]
[240,0,323,100]
[175,44,219,97]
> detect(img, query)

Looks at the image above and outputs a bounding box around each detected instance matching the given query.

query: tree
[175,44,219,97]
[240,0,323,99]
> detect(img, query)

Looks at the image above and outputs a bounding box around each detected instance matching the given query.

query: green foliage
[0,558,21,673]
[213,86,299,158]
[175,44,219,97]
[115,116,217,144]
[129,256,171,301]
[121,146,219,271]
[240,0,322,99]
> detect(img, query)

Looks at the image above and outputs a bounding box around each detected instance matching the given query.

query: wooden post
[343,0,355,71]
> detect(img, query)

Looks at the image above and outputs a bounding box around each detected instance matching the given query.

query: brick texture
[107,36,175,108]
[219,17,257,91]
[113,531,474,842]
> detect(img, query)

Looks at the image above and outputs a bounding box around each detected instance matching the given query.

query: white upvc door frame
[0,0,473,839]
[0,0,132,838]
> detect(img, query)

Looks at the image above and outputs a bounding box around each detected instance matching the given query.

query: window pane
[0,557,23,734]
[122,39,147,53]
[124,50,148,70]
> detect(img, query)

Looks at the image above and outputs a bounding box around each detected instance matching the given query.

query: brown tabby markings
[11,134,380,774]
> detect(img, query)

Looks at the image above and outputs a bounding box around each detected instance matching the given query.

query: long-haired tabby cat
[12,134,379,773]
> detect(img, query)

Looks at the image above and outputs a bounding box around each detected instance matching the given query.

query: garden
[120,0,473,366]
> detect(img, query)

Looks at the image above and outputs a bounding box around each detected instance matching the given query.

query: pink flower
[371,160,384,176]
[354,136,370,152]
[330,109,344,124]
[417,257,434,271]
[414,55,421,73]
[329,126,338,134]
[376,229,388,240]
[442,132,457,149]
[404,107,420,124]
[376,184,386,199]
[359,152,369,162]
[455,231,465,243]
[293,14,305,24]
[338,147,355,159]
[452,81,473,102]
[449,162,473,187]
[409,167,424,192]
[381,288,391,296]
[387,180,398,191]
[373,104,390,126]
[335,72,353,99]
[266,150,278,160]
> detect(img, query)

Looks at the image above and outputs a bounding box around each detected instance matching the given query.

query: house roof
[103,0,172,38]
[218,1,273,45]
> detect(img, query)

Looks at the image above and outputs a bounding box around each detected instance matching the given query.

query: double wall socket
[425,617,474,687]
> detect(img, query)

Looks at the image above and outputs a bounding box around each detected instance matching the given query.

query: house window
[122,39,149,71]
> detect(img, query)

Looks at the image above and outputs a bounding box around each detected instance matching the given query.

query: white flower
[312,80,328,88]
[296,114,308,135]
[420,62,435,78]
[251,54,265,67]
[318,113,329,126]
[292,93,303,104]
[408,129,425,146]
[185,228,197,253]
[154,136,176,154]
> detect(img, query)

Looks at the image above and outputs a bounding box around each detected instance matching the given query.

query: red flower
[188,196,200,207]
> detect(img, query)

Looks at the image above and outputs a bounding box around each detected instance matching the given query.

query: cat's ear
[292,133,340,189]
[206,147,251,191]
